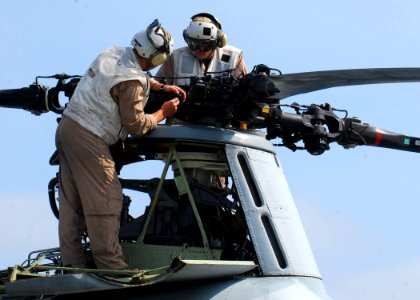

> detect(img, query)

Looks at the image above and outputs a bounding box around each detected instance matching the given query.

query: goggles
[146,19,170,54]
[186,38,217,52]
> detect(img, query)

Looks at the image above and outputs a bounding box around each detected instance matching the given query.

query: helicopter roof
[138,124,276,154]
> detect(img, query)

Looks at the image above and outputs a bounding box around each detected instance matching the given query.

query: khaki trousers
[55,116,127,269]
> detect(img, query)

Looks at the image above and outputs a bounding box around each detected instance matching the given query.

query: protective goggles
[146,19,170,54]
[186,38,217,52]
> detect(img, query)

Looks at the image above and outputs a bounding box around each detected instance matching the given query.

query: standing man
[156,13,246,190]
[155,12,248,86]
[55,19,186,270]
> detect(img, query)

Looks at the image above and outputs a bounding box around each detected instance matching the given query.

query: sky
[1,1,420,299]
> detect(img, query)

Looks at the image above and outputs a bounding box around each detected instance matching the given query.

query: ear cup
[150,52,168,67]
[217,31,227,48]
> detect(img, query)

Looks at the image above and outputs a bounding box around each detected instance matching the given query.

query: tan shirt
[110,80,157,138]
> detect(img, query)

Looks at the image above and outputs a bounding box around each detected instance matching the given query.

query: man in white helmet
[55,19,186,270]
[156,12,248,86]
[156,13,246,191]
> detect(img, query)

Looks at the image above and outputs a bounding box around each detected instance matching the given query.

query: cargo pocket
[99,155,123,215]
[100,155,115,185]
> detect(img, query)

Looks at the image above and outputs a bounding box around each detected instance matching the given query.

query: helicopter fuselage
[1,124,331,300]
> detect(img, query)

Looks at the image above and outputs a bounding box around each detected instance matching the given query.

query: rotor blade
[269,68,420,100]
[0,85,48,115]
[337,120,420,153]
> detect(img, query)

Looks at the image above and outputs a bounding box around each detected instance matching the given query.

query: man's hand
[162,85,187,102]
[161,98,180,118]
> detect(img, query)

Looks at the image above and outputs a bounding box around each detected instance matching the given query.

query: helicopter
[0,65,419,299]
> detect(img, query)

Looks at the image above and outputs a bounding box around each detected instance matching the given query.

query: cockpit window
[237,153,263,207]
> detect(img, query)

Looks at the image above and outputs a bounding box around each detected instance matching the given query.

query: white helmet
[131,19,174,67]
[183,13,227,51]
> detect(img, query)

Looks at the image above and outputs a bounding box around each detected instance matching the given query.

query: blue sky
[1,1,420,299]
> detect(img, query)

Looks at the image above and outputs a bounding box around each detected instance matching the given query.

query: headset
[183,13,227,50]
[131,19,173,67]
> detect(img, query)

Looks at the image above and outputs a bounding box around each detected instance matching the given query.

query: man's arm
[233,52,248,79]
[111,80,181,137]
[112,80,157,137]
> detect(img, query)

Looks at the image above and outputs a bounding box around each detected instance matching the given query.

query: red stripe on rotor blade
[375,130,382,145]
